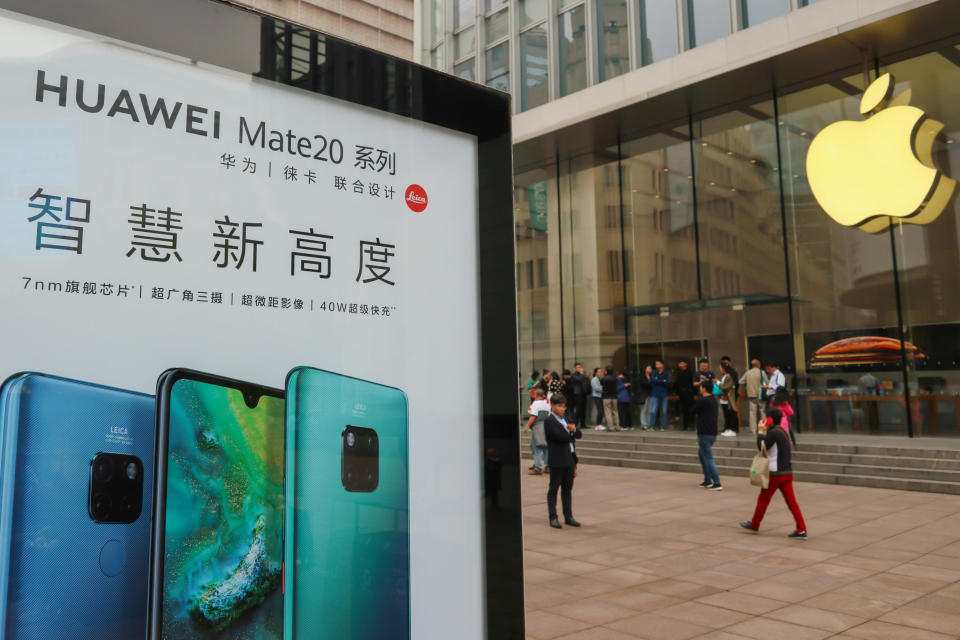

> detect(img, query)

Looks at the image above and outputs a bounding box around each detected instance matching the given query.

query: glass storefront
[514,43,960,437]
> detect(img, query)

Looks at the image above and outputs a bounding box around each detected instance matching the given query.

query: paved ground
[522,464,960,640]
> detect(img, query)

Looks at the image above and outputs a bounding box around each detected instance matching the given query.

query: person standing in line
[548,370,564,400]
[718,363,739,437]
[720,356,740,427]
[535,371,551,397]
[693,358,716,391]
[544,393,582,529]
[561,369,576,422]
[616,371,632,429]
[524,388,551,475]
[762,362,786,406]
[601,367,621,431]
[649,360,670,431]
[674,360,695,431]
[571,363,589,431]
[740,359,766,434]
[637,365,653,430]
[525,370,540,395]
[740,408,807,538]
[591,368,605,429]
[693,379,722,490]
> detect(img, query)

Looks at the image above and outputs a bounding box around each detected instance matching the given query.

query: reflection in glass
[520,0,548,28]
[454,58,475,81]
[430,43,444,69]
[741,0,788,28]
[486,9,509,43]
[558,6,587,97]
[520,25,549,111]
[429,0,445,46]
[486,0,507,13]
[596,0,629,82]
[454,0,475,29]
[455,26,476,60]
[687,0,730,48]
[638,0,678,66]
[485,42,510,91]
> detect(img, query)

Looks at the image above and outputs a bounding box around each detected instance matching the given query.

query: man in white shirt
[763,363,786,405]
[525,389,551,474]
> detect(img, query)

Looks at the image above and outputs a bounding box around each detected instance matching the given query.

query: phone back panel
[0,373,154,640]
[284,367,409,640]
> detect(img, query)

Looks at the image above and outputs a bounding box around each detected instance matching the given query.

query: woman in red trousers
[739,408,807,538]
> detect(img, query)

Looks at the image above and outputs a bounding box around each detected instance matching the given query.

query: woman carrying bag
[739,408,808,539]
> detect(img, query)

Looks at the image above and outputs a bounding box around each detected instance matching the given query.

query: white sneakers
[720,429,737,437]
[595,425,606,431]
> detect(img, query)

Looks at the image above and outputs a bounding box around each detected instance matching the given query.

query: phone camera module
[89,453,143,524]
[341,426,379,493]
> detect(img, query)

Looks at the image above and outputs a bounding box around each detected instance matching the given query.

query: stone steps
[522,430,960,495]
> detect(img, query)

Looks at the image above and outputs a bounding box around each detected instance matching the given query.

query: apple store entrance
[515,42,960,439]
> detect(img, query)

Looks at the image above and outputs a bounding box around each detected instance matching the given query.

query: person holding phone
[544,394,582,529]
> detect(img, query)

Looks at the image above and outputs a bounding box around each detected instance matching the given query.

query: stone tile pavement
[522,464,960,639]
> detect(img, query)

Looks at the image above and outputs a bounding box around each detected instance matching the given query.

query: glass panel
[520,25,549,111]
[881,50,960,437]
[454,0,475,29]
[485,42,510,91]
[429,0,445,46]
[430,43,444,69]
[559,152,628,388]
[559,0,581,10]
[515,162,559,397]
[485,8,509,43]
[799,0,823,5]
[486,0,507,13]
[455,26,476,60]
[596,0,629,82]
[558,6,587,97]
[454,58,476,81]
[687,0,730,48]
[779,74,911,435]
[520,0,548,28]
[741,0,788,28]
[637,0,678,66]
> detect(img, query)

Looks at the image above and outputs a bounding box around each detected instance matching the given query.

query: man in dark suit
[544,393,582,529]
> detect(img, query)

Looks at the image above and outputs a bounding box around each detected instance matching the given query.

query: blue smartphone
[0,372,155,640]
[284,366,409,640]
[148,369,284,640]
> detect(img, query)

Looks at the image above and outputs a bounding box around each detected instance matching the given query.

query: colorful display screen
[161,378,284,639]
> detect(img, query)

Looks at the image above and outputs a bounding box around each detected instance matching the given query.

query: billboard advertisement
[0,5,519,639]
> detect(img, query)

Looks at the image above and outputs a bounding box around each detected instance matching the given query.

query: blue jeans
[532,443,548,471]
[648,396,668,429]
[698,435,720,485]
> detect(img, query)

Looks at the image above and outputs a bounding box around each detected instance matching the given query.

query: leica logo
[109,426,128,435]
[353,402,367,412]
[404,184,428,212]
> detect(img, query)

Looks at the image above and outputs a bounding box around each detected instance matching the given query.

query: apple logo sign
[806,73,957,233]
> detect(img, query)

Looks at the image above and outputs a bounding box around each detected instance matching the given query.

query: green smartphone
[283,366,409,639]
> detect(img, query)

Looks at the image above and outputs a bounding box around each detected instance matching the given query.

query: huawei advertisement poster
[0,8,487,639]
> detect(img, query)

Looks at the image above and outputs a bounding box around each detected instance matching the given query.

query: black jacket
[544,413,582,467]
[601,374,618,399]
[570,372,588,397]
[692,395,718,436]
[674,369,694,398]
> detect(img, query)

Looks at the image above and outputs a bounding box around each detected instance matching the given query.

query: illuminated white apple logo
[806,73,956,233]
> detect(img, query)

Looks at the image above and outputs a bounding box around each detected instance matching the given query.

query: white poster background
[0,9,483,638]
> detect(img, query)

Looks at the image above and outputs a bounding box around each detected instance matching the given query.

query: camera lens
[345,431,356,448]
[91,493,112,521]
[367,437,373,447]
[92,455,114,483]
[125,462,138,480]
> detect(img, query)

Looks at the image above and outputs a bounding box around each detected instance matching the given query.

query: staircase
[522,430,960,495]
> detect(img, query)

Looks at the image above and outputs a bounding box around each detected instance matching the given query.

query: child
[771,387,797,448]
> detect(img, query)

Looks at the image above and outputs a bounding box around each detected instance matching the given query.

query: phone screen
[160,377,284,639]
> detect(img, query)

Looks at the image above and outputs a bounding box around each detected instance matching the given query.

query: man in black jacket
[674,360,695,430]
[693,380,722,490]
[544,393,582,529]
[571,363,589,431]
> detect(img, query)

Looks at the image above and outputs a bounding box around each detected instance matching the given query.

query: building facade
[231,0,414,59]
[423,0,960,438]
